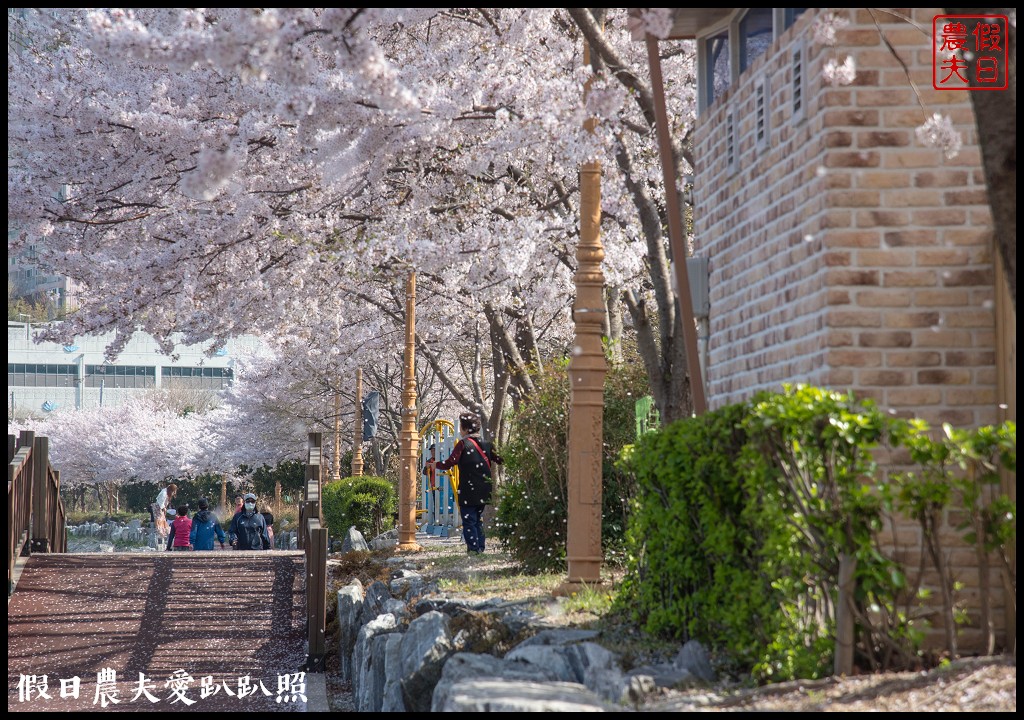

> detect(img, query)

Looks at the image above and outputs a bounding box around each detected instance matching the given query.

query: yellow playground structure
[418,419,461,536]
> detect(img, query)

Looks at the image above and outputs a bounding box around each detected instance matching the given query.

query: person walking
[228,493,271,551]
[427,412,503,555]
[151,483,177,545]
[189,497,227,551]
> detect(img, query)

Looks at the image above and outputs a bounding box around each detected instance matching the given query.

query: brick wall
[692,8,1006,652]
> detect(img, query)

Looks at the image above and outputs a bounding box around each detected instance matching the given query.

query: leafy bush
[616,402,773,671]
[742,385,903,680]
[616,383,1017,683]
[322,475,396,540]
[886,418,1017,657]
[494,345,650,572]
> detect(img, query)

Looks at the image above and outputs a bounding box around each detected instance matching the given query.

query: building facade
[675,8,1015,653]
[8,322,263,420]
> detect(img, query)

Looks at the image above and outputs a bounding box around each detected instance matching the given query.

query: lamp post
[331,385,342,482]
[351,367,364,477]
[561,30,608,593]
[398,271,421,551]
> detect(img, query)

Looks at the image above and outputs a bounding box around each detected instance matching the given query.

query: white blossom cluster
[915,112,963,160]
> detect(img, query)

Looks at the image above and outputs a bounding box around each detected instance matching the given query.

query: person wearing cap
[427,412,504,556]
[189,497,227,551]
[228,493,271,551]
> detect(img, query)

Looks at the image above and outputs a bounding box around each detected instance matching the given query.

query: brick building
[663,8,1015,653]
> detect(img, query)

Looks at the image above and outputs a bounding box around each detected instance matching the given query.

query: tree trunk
[605,285,624,365]
[946,9,1016,309]
[835,553,856,676]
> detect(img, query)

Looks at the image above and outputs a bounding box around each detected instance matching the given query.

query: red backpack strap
[465,437,491,472]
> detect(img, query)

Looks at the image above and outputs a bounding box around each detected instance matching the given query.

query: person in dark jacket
[229,493,271,551]
[189,497,227,551]
[428,412,503,555]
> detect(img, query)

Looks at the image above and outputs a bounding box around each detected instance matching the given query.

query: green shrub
[322,475,396,540]
[494,346,650,573]
[615,384,1005,683]
[886,418,1017,657]
[616,402,773,671]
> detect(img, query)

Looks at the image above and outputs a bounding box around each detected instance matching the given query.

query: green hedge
[616,384,1016,682]
[322,475,396,540]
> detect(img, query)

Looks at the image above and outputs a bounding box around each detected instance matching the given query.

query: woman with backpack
[426,412,503,555]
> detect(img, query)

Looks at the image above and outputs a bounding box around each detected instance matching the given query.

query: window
[8,363,78,387]
[162,366,234,389]
[784,8,808,30]
[704,29,731,106]
[84,365,156,389]
[726,111,737,173]
[739,8,774,72]
[792,43,805,121]
[756,79,770,149]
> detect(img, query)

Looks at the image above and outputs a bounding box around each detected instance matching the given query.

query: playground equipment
[418,419,461,536]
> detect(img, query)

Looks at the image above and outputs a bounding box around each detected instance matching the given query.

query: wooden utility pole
[398,271,421,550]
[561,30,608,592]
[646,33,707,414]
[351,367,364,477]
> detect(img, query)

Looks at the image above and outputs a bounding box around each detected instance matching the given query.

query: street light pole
[398,271,421,551]
[561,28,608,592]
[351,367,364,477]
[331,386,342,482]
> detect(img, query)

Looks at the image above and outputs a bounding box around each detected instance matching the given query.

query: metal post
[561,33,608,592]
[398,271,421,551]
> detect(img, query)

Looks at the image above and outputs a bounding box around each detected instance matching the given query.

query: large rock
[380,633,406,712]
[674,639,716,682]
[342,526,370,553]
[399,611,454,713]
[438,678,619,712]
[352,613,400,711]
[431,652,562,712]
[359,580,393,628]
[337,580,364,684]
[369,528,399,551]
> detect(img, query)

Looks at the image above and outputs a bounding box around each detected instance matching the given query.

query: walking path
[8,552,310,712]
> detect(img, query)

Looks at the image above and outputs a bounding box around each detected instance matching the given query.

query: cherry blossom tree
[9,8,702,428]
[9,398,210,510]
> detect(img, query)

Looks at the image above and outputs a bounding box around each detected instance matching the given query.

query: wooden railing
[300,432,328,671]
[8,431,67,595]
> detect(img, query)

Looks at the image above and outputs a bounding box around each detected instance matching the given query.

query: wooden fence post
[306,520,328,671]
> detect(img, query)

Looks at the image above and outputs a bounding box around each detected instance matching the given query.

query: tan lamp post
[560,33,608,593]
[331,385,342,482]
[351,367,364,477]
[398,271,421,551]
